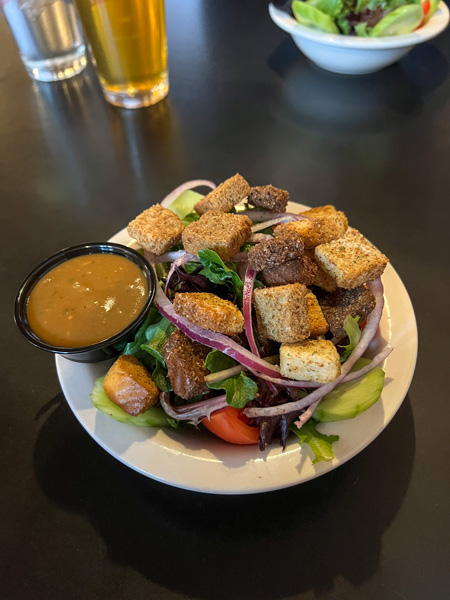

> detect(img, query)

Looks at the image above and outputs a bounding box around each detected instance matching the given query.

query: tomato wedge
[418,0,430,28]
[202,407,260,445]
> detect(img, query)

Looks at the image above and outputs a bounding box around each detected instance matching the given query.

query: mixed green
[290,0,439,36]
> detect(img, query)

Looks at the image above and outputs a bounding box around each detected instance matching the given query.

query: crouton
[312,265,339,292]
[127,204,184,256]
[304,248,338,292]
[247,185,290,212]
[163,330,209,399]
[173,293,244,336]
[306,292,329,337]
[247,233,304,271]
[103,355,159,416]
[194,174,251,215]
[280,339,341,383]
[182,211,252,262]
[252,283,309,343]
[261,256,317,287]
[315,228,389,289]
[319,286,376,341]
[275,205,348,248]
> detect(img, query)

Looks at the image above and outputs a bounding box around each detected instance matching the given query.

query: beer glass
[75,0,169,109]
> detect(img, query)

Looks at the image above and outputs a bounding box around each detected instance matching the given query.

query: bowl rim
[269,1,450,49]
[14,242,157,356]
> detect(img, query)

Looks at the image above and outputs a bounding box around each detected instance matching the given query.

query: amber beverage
[75,0,168,108]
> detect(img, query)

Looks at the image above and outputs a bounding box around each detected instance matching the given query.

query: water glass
[1,0,86,81]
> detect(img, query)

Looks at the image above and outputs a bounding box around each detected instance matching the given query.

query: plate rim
[56,202,418,494]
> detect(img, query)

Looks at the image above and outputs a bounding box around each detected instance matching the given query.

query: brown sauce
[26,253,148,348]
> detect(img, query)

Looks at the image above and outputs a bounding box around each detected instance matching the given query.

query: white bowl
[269,2,449,75]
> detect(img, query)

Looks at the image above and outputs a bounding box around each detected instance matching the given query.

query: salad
[284,0,439,36]
[91,175,392,465]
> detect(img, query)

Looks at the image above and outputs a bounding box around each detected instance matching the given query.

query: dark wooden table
[2,1,450,598]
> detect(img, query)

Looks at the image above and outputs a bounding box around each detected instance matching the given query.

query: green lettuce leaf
[207,372,258,409]
[369,4,423,36]
[308,0,344,18]
[198,249,244,305]
[204,349,237,373]
[427,0,439,21]
[123,307,160,357]
[204,350,256,408]
[292,0,340,33]
[152,361,173,392]
[140,314,175,366]
[339,315,361,362]
[91,377,177,427]
[181,211,200,226]
[354,21,369,35]
[291,420,339,464]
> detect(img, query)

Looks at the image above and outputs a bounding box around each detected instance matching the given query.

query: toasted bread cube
[252,283,309,343]
[319,286,376,341]
[127,204,184,256]
[248,233,304,271]
[261,256,317,287]
[304,248,338,292]
[247,185,289,212]
[275,205,348,248]
[163,330,209,399]
[306,293,329,337]
[182,211,252,262]
[280,339,341,383]
[315,228,389,289]
[313,266,339,292]
[103,355,159,416]
[194,174,251,215]
[173,293,244,336]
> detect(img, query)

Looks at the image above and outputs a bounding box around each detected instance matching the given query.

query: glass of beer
[75,0,168,109]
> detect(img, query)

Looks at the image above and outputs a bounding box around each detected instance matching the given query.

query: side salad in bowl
[269,1,449,74]
[289,0,439,37]
[91,175,392,466]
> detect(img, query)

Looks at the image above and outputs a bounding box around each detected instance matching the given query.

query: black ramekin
[14,242,156,363]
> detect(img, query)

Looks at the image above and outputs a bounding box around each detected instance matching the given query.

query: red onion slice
[243,266,279,395]
[145,249,189,264]
[164,253,196,296]
[159,392,228,423]
[294,399,321,429]
[244,278,385,418]
[243,266,259,355]
[238,210,305,222]
[204,355,279,385]
[160,180,216,208]
[205,364,247,384]
[248,370,321,388]
[342,346,393,384]
[248,233,274,243]
[251,215,300,233]
[232,252,251,262]
[154,282,283,378]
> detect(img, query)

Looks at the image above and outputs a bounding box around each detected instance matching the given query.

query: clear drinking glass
[1,0,86,82]
[74,0,169,109]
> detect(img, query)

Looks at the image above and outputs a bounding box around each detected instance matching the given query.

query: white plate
[56,203,418,494]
